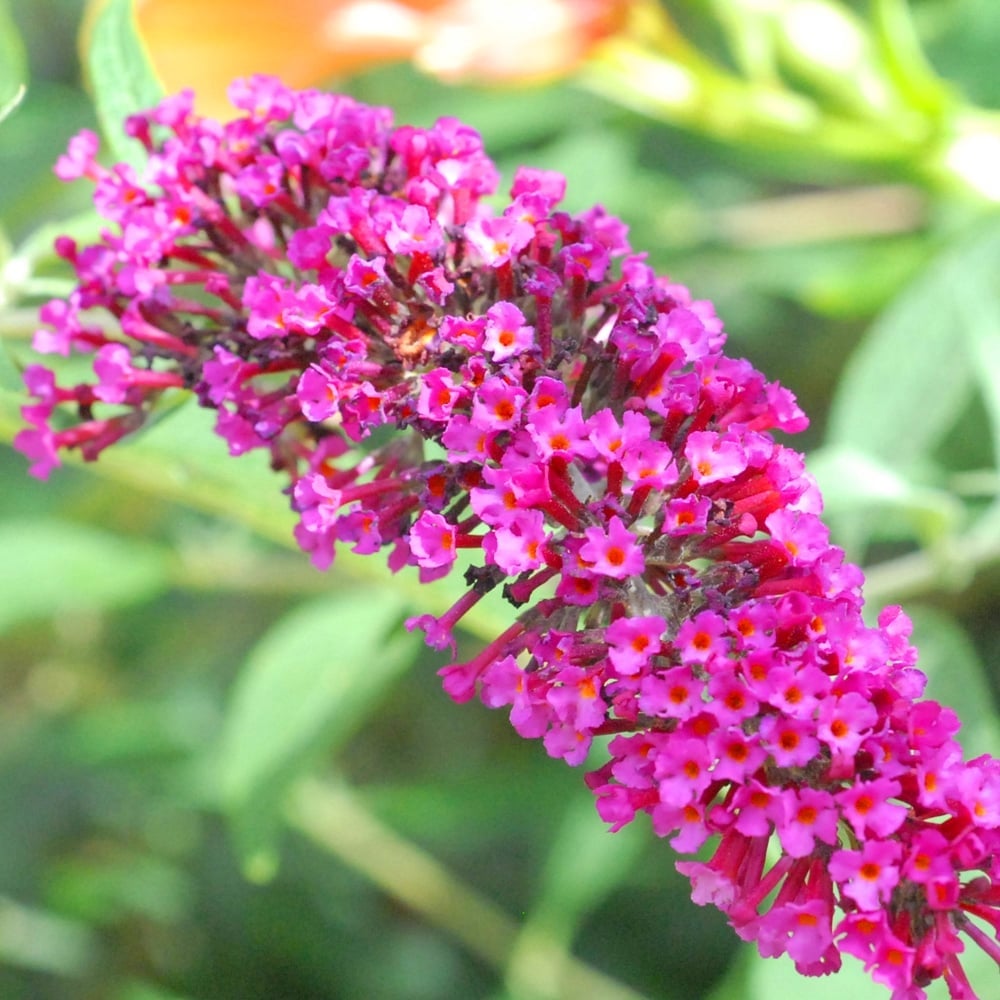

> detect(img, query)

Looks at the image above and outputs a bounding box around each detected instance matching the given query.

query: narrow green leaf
[0,83,24,127]
[828,221,1000,472]
[0,0,27,113]
[713,0,780,83]
[771,0,888,119]
[219,588,419,873]
[85,0,163,166]
[0,518,169,633]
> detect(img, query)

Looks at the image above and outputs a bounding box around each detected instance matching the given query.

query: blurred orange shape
[90,0,629,117]
[127,0,436,117]
[417,0,629,83]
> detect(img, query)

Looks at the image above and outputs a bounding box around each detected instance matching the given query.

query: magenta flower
[16,76,1000,998]
[829,841,903,911]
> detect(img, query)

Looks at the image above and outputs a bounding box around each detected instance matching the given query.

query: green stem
[582,0,1000,201]
[870,0,953,117]
[287,778,652,1000]
[863,503,1000,605]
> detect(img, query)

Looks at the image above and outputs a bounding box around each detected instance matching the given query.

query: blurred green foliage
[0,0,999,998]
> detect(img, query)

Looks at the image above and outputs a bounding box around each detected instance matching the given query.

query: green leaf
[219,588,419,875]
[85,0,163,166]
[808,445,954,517]
[828,221,1000,472]
[703,947,752,1000]
[0,0,27,113]
[46,852,192,924]
[113,983,197,1000]
[0,517,170,633]
[908,605,1000,761]
[770,0,893,120]
[0,81,96,232]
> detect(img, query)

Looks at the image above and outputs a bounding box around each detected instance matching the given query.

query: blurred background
[1,1,999,998]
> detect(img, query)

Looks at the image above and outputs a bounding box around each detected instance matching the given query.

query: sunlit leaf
[0,897,95,977]
[747,944,896,1000]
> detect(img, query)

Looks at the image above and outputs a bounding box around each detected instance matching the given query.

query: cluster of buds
[16,76,1000,998]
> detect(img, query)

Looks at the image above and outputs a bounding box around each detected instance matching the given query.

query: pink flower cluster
[16,76,1000,997]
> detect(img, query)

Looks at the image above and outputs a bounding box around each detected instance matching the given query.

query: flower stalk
[16,76,1000,998]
